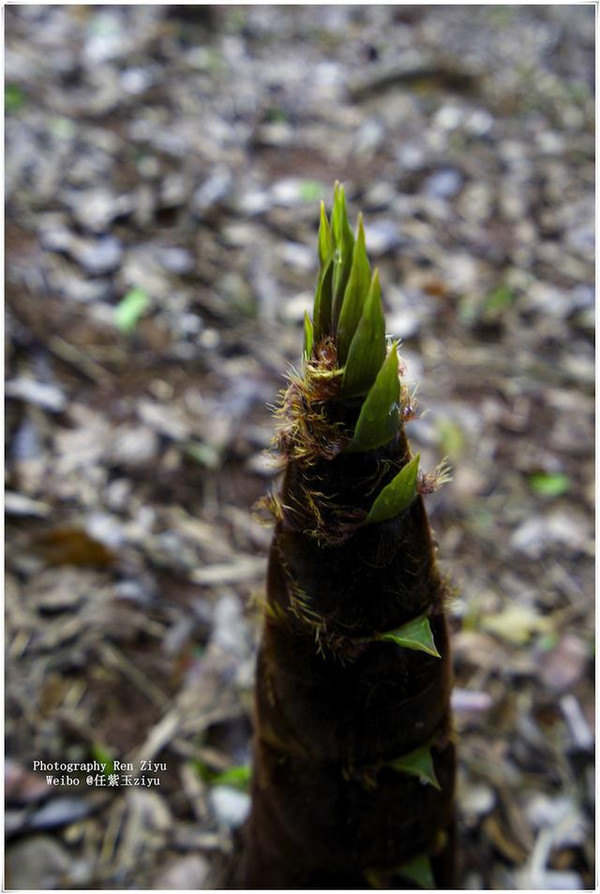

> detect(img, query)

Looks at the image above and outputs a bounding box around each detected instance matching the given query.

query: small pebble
[6,377,66,413]
[209,786,251,829]
[424,168,464,200]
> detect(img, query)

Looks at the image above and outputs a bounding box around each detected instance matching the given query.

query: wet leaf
[342,270,386,397]
[337,214,372,364]
[365,454,420,525]
[388,743,440,790]
[528,471,570,497]
[378,613,440,658]
[348,343,399,451]
[114,287,150,332]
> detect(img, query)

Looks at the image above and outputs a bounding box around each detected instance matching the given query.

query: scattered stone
[211,592,249,658]
[560,694,593,751]
[69,187,133,233]
[511,513,591,559]
[364,218,404,255]
[209,786,251,829]
[6,760,51,805]
[108,423,160,467]
[192,166,233,213]
[460,781,496,819]
[152,854,210,889]
[451,688,493,714]
[5,492,51,518]
[28,796,96,831]
[6,377,67,413]
[157,246,195,275]
[6,835,73,889]
[26,567,99,612]
[137,400,191,441]
[424,167,464,200]
[4,5,595,889]
[538,634,589,693]
[42,228,123,274]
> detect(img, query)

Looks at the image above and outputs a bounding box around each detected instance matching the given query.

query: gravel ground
[5,5,594,890]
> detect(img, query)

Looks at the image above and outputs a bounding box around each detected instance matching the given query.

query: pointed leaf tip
[378,612,441,658]
[303,311,314,359]
[337,213,371,364]
[365,454,420,525]
[347,341,399,452]
[396,855,436,889]
[341,270,386,398]
[331,184,355,328]
[318,200,332,269]
[313,256,334,341]
[388,743,441,791]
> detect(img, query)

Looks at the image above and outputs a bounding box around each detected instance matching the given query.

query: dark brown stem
[231,425,456,888]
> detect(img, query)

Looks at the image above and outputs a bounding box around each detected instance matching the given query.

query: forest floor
[5,5,594,890]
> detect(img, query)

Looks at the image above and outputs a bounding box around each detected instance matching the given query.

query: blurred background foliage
[5,5,594,889]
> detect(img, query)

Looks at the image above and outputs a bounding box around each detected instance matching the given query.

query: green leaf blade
[6,84,26,113]
[313,257,334,342]
[318,199,333,270]
[365,454,420,525]
[528,471,570,497]
[347,342,400,452]
[396,855,436,889]
[388,743,440,791]
[114,288,150,332]
[378,613,440,658]
[331,184,355,329]
[341,270,386,398]
[210,764,252,792]
[303,311,314,359]
[337,213,372,365]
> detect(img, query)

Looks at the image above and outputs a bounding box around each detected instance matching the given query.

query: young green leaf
[91,743,115,777]
[331,184,355,328]
[388,743,440,790]
[528,471,570,497]
[6,84,26,113]
[303,311,314,359]
[341,270,386,397]
[395,855,435,890]
[312,256,334,341]
[378,613,440,658]
[114,288,150,332]
[364,454,420,525]
[299,180,323,202]
[337,214,371,364]
[210,764,252,792]
[347,342,399,452]
[318,200,333,269]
